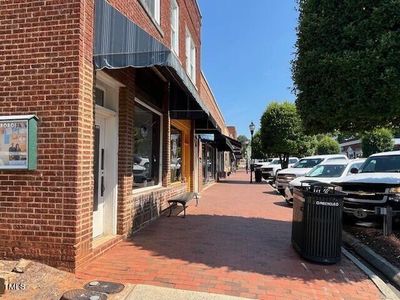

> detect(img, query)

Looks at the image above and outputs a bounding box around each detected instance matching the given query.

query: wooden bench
[167,192,198,218]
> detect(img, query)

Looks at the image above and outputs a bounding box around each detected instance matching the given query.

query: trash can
[255,168,262,183]
[291,181,344,264]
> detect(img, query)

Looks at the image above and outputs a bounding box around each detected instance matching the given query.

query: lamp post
[249,121,255,183]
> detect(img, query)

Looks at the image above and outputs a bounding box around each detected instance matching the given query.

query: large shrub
[362,128,394,157]
[316,136,340,155]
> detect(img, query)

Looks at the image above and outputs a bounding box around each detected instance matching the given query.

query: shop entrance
[92,72,120,239]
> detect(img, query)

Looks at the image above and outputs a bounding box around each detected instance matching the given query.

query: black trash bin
[255,168,262,183]
[291,181,344,264]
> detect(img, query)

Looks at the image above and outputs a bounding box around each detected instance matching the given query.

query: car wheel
[285,198,293,206]
[278,188,285,195]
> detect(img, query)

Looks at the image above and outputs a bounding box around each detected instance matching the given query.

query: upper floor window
[170,0,179,55]
[185,30,196,84]
[140,0,161,24]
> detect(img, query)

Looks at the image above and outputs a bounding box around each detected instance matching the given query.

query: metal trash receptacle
[291,181,344,264]
[255,168,262,183]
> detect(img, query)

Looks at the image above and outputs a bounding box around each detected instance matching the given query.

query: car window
[289,158,298,164]
[293,158,323,168]
[360,155,400,173]
[270,159,280,165]
[346,162,364,175]
[306,165,346,177]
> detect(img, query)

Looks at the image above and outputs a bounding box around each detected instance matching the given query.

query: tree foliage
[293,0,400,134]
[237,135,249,158]
[260,102,311,168]
[251,131,266,159]
[316,136,340,155]
[361,128,394,157]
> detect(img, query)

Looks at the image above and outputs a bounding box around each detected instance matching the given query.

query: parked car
[284,159,365,204]
[333,151,400,220]
[133,154,150,183]
[252,159,271,170]
[261,157,299,180]
[275,154,348,195]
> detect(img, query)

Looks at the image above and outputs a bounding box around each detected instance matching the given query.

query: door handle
[101,176,105,196]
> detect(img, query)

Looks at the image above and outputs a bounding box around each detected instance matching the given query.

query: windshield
[270,159,280,165]
[306,164,346,177]
[289,158,298,164]
[293,158,323,168]
[360,155,400,173]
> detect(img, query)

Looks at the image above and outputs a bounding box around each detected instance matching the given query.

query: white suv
[334,151,400,220]
[275,154,348,195]
[261,157,299,180]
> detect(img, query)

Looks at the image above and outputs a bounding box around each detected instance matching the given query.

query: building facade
[0,0,239,271]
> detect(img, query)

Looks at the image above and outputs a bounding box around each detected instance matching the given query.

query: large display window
[170,127,182,183]
[202,143,216,183]
[133,101,162,189]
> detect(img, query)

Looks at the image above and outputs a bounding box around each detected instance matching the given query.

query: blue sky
[198,0,299,138]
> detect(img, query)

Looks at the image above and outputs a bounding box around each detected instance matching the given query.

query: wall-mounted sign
[0,115,38,170]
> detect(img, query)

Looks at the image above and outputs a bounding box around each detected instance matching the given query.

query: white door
[93,116,106,238]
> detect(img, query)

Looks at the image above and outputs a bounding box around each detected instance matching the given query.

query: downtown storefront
[0,0,240,272]
[0,0,217,271]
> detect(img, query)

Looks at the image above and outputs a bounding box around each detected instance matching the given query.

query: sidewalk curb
[342,231,400,290]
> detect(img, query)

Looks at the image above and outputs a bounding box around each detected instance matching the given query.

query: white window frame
[140,0,161,25]
[185,29,196,84]
[132,98,163,194]
[170,0,179,55]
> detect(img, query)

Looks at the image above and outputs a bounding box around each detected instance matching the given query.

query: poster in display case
[0,115,38,170]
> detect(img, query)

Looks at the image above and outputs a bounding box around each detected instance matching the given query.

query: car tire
[285,198,293,206]
[278,188,285,196]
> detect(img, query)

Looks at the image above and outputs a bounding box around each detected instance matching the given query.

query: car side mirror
[350,168,359,174]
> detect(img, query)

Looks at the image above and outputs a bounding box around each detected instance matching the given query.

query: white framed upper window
[170,0,179,55]
[140,0,161,24]
[185,30,196,84]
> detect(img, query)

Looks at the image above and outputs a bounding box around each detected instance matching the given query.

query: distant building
[340,138,400,158]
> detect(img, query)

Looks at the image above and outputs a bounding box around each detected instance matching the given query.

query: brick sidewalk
[77,171,382,300]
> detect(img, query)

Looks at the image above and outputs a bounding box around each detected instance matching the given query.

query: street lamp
[249,121,255,183]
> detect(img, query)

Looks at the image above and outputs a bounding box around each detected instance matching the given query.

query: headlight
[389,187,400,193]
[388,187,400,202]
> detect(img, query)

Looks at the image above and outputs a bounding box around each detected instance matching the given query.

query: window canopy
[94,0,212,121]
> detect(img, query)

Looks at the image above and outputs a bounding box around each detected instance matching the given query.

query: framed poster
[0,115,38,170]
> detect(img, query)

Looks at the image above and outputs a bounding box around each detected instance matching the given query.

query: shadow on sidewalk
[126,214,362,284]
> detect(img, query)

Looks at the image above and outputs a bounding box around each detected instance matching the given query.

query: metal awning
[215,134,235,153]
[94,0,210,120]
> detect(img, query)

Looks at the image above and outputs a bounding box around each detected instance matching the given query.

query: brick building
[0,0,239,271]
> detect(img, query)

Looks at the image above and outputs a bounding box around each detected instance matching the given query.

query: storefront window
[202,143,215,183]
[133,102,161,189]
[170,127,182,182]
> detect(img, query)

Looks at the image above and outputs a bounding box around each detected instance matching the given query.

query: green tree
[251,131,266,159]
[361,128,394,157]
[296,135,318,157]
[293,0,400,134]
[260,102,304,168]
[316,136,340,155]
[237,135,249,158]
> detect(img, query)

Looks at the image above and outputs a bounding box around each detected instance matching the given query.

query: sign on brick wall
[0,115,38,170]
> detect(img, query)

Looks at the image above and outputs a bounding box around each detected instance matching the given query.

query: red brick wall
[0,0,95,271]
[107,0,202,89]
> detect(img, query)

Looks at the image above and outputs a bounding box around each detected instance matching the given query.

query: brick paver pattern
[77,171,382,300]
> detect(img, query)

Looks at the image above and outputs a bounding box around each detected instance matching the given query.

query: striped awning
[94,0,210,120]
